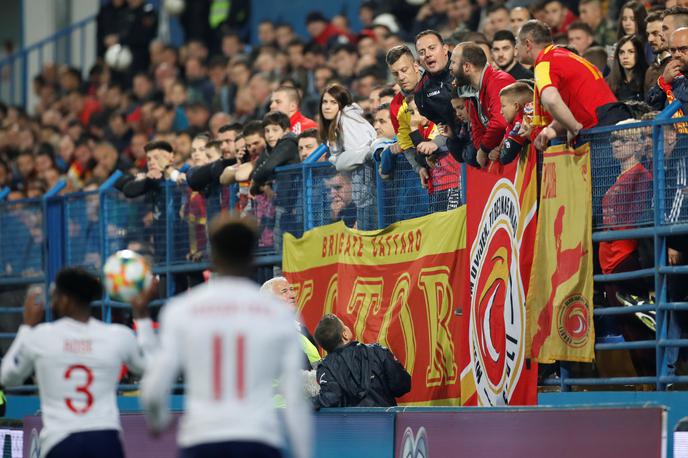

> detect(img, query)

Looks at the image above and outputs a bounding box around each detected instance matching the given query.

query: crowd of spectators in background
[2,0,688,284]
[3,0,688,377]
[0,0,680,203]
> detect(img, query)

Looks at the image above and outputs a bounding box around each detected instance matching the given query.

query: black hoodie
[250,131,299,196]
[313,341,411,408]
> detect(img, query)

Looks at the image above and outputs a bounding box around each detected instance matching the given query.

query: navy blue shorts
[46,429,124,458]
[180,441,282,458]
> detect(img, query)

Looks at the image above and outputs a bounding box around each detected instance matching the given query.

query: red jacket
[290,111,317,134]
[465,66,515,152]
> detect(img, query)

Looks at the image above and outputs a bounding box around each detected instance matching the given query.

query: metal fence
[4,108,688,392]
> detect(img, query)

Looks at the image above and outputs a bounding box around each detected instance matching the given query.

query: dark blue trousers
[47,429,124,458]
[180,441,282,458]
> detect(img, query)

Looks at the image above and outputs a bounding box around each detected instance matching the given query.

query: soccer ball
[105,44,133,72]
[103,250,153,303]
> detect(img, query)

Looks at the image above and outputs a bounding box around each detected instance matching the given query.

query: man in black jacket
[414,29,471,164]
[312,314,411,408]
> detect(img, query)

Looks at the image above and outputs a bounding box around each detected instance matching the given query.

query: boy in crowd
[252,111,301,250]
[498,82,534,165]
[250,111,300,196]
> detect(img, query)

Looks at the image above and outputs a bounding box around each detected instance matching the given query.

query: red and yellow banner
[527,143,595,363]
[461,149,539,406]
[283,209,467,405]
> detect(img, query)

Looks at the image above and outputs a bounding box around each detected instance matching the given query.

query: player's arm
[139,304,182,434]
[1,289,43,386]
[0,326,36,387]
[125,279,160,374]
[281,324,313,458]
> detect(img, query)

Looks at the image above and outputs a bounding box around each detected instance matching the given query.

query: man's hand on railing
[419,168,429,188]
[417,141,438,155]
[488,148,500,162]
[535,126,557,151]
[567,122,583,146]
[476,149,489,168]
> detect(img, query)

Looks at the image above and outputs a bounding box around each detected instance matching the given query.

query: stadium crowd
[2,0,688,371]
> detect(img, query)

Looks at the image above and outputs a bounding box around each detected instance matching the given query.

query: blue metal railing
[0,14,96,107]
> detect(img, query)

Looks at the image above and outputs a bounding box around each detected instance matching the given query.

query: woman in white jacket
[318,83,377,229]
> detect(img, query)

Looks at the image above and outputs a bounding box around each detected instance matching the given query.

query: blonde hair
[499,82,534,106]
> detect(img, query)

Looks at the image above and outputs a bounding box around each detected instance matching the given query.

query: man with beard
[450,42,515,168]
[516,20,616,149]
[646,12,671,93]
[491,30,534,81]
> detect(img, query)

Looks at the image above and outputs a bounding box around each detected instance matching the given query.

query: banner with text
[461,149,539,406]
[283,208,467,405]
[527,143,595,363]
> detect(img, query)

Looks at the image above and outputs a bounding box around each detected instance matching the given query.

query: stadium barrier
[2,105,688,391]
[17,405,666,458]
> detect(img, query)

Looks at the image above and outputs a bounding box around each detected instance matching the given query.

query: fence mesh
[0,198,44,280]
[662,124,688,225]
[101,188,158,264]
[64,191,101,270]
[584,124,654,231]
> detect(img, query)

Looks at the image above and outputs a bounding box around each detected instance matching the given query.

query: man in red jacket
[450,42,515,168]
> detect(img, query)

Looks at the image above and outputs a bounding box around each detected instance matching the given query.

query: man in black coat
[312,314,411,408]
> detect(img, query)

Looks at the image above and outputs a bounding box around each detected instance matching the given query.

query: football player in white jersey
[0,268,157,458]
[140,215,313,458]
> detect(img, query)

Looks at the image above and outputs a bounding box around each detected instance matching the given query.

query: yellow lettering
[323,274,338,317]
[418,266,458,387]
[378,273,416,377]
[293,280,314,315]
[345,277,384,340]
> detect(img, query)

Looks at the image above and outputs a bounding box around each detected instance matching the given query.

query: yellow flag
[527,143,595,363]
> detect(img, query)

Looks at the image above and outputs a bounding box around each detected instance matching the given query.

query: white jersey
[0,317,156,458]
[140,276,312,458]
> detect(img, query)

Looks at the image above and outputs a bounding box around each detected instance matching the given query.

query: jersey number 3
[64,364,94,414]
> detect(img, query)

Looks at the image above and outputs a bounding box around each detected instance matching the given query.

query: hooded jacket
[250,131,299,195]
[466,65,515,153]
[328,104,376,173]
[313,341,411,408]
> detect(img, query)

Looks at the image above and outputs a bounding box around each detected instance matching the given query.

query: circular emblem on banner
[468,180,526,406]
[557,294,590,348]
